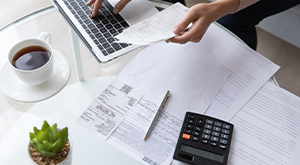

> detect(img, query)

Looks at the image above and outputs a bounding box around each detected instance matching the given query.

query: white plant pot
[28,136,72,165]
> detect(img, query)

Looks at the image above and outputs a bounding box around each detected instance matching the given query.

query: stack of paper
[106,21,280,165]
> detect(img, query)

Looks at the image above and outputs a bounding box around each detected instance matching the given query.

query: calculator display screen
[180,144,224,163]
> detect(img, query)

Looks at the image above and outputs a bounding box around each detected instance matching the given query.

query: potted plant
[28,121,72,165]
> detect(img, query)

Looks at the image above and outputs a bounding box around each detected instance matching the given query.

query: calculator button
[220,139,228,145]
[211,142,217,147]
[192,136,199,142]
[223,124,231,129]
[214,121,222,127]
[220,134,228,139]
[195,119,203,126]
[187,119,195,124]
[185,124,194,129]
[194,126,201,131]
[222,129,230,134]
[219,144,227,150]
[206,119,214,125]
[184,129,192,134]
[182,133,191,140]
[203,129,211,134]
[213,126,221,132]
[187,114,196,120]
[202,134,210,140]
[202,140,209,144]
[211,136,219,142]
[212,131,220,137]
[204,124,212,129]
[193,131,200,137]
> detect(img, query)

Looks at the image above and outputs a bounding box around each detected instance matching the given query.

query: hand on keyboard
[86,0,132,17]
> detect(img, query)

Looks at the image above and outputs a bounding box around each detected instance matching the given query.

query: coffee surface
[12,46,51,70]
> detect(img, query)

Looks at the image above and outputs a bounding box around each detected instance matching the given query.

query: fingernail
[113,8,119,14]
[173,27,180,34]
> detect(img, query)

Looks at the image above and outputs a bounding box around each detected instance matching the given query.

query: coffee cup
[8,32,53,86]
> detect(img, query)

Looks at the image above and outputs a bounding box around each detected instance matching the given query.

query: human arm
[86,0,131,17]
[168,0,259,44]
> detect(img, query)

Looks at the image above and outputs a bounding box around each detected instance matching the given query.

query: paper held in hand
[114,2,189,45]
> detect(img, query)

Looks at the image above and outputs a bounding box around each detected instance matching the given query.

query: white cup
[8,32,53,86]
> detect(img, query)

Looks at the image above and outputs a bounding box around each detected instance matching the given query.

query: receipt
[115,3,189,45]
[76,78,143,139]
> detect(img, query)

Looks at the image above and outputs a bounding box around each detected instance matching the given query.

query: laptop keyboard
[63,0,130,56]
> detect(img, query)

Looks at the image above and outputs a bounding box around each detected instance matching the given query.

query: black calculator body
[173,112,234,165]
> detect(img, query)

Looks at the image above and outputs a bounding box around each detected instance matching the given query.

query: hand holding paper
[115,3,189,45]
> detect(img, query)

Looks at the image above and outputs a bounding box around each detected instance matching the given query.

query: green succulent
[29,121,68,157]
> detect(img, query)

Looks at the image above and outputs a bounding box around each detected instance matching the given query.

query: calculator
[173,112,234,165]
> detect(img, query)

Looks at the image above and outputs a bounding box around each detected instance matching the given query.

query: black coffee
[12,46,51,70]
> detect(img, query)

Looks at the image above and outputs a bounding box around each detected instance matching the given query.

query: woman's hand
[86,0,132,17]
[168,0,239,44]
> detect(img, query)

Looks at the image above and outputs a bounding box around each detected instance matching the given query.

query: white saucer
[0,50,71,103]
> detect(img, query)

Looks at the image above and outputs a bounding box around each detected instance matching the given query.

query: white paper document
[228,82,300,165]
[117,41,229,118]
[76,78,143,139]
[115,3,189,45]
[203,23,280,121]
[107,41,229,165]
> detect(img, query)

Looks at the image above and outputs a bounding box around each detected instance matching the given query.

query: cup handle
[38,32,51,45]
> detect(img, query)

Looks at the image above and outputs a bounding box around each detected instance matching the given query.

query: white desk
[0,1,278,164]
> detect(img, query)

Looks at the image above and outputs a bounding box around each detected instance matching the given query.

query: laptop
[52,0,158,63]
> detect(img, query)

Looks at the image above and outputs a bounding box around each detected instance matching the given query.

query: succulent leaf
[42,140,53,151]
[49,124,57,142]
[29,132,35,141]
[33,127,40,135]
[51,139,62,154]
[56,127,68,151]
[39,150,57,157]
[36,131,49,142]
[31,138,46,152]
[41,121,50,132]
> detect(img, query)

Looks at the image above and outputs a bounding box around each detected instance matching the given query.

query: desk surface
[0,1,277,165]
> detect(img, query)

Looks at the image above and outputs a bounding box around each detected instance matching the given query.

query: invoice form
[77,78,143,139]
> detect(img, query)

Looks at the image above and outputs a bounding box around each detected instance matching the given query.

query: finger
[113,0,131,14]
[173,8,199,34]
[170,16,210,44]
[168,27,204,44]
[167,35,189,44]
[86,0,96,6]
[91,0,104,17]
[168,26,196,44]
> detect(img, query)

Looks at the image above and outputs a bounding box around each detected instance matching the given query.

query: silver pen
[144,90,170,140]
